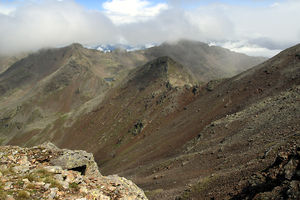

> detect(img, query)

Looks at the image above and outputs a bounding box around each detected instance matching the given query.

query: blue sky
[75,0,103,10]
[74,0,282,10]
[0,0,299,57]
[0,0,288,10]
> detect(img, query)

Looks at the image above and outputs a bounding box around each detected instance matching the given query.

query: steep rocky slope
[0,142,148,200]
[43,43,298,199]
[134,43,299,199]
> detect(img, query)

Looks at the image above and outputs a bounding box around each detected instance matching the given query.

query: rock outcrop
[0,142,148,200]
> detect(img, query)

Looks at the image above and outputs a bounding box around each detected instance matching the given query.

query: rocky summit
[0,142,148,200]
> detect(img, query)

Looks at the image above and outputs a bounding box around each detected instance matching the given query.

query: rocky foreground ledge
[0,142,148,200]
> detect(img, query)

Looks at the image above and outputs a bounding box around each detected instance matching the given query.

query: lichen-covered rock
[0,143,148,200]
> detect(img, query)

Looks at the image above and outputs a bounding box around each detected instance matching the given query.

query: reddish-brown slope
[54,57,198,158]
[52,44,299,199]
[2,43,299,199]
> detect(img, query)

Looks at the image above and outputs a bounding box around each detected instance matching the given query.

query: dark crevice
[263,156,284,172]
[279,186,289,200]
[68,165,87,175]
[36,158,50,163]
[292,158,300,180]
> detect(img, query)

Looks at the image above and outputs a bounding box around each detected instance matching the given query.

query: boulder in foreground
[0,142,148,200]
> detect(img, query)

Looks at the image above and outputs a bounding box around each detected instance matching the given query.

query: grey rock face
[37,142,101,177]
[50,148,101,177]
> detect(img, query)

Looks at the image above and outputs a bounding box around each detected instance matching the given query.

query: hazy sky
[0,0,299,57]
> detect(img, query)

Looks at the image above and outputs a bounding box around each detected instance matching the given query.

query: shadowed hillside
[0,43,147,146]
[0,54,27,74]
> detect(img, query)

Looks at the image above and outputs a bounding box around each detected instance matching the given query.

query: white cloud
[102,0,168,24]
[117,7,234,45]
[212,41,281,57]
[0,0,118,54]
[226,1,300,49]
[0,4,16,15]
[104,0,300,57]
[0,0,299,57]
[271,2,280,8]
[185,5,235,41]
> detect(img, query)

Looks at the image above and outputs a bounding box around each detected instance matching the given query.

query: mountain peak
[130,56,197,87]
[147,56,175,71]
[69,43,84,49]
[65,43,86,54]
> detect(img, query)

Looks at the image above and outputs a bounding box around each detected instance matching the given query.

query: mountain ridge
[0,41,298,200]
[142,39,267,81]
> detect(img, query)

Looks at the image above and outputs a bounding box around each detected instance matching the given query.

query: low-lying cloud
[0,0,119,54]
[0,0,299,57]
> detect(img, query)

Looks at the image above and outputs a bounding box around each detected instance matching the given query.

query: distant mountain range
[0,40,299,200]
[87,43,156,53]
